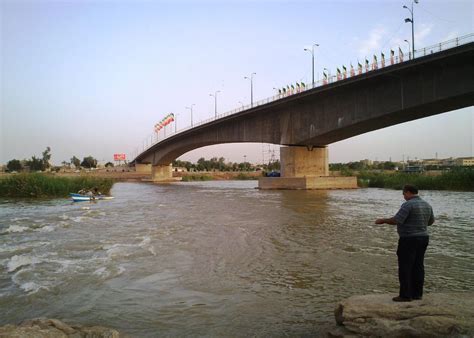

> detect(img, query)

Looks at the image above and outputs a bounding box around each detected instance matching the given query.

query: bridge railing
[134,33,473,160]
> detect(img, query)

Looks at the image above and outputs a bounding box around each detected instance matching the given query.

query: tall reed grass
[357,169,474,191]
[180,175,213,182]
[0,173,114,198]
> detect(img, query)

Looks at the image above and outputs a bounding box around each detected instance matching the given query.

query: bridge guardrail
[134,33,473,161]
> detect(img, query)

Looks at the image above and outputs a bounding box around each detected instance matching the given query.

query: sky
[1,0,473,165]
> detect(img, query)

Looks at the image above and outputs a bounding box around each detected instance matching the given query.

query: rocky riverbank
[0,318,122,337]
[330,292,474,337]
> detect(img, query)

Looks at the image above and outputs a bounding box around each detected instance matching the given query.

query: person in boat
[375,184,434,302]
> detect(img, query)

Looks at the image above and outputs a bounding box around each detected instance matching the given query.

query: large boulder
[0,318,122,337]
[331,293,474,337]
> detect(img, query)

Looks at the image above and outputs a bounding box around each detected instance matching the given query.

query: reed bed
[0,173,114,198]
[180,175,213,182]
[357,169,474,191]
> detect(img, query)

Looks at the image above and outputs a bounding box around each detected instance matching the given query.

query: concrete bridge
[134,39,474,189]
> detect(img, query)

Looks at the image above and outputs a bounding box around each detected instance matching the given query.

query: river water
[0,181,473,336]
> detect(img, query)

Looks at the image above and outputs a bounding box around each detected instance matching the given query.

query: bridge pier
[259,146,357,190]
[151,164,173,182]
[135,163,152,174]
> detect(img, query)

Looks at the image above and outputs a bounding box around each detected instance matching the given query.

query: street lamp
[244,72,256,107]
[403,0,418,59]
[404,39,411,60]
[209,90,220,118]
[304,43,319,86]
[185,104,195,127]
[174,113,179,133]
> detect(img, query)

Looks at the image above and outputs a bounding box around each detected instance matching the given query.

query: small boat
[69,193,114,202]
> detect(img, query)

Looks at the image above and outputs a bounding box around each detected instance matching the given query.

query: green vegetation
[181,175,213,182]
[0,173,114,198]
[173,157,280,172]
[357,169,474,191]
[235,173,258,180]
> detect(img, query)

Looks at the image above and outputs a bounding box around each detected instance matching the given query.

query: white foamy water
[7,255,40,272]
[0,182,472,337]
[2,225,31,234]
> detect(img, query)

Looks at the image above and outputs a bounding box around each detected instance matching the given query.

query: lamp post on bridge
[174,113,179,133]
[185,104,195,127]
[304,43,319,86]
[209,90,220,118]
[244,72,256,107]
[404,39,411,60]
[403,0,418,59]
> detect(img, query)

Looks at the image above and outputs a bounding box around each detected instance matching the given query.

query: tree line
[172,157,280,172]
[5,147,107,172]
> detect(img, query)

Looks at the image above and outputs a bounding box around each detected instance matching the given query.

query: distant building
[403,165,424,173]
[455,157,474,166]
[441,157,456,167]
[422,158,443,166]
[360,159,372,166]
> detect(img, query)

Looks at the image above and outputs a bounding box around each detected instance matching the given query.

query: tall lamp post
[244,72,256,107]
[404,39,411,59]
[304,43,319,86]
[185,104,195,127]
[403,0,418,59]
[209,90,220,118]
[174,113,179,133]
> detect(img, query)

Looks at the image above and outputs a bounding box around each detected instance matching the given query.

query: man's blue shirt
[394,196,434,238]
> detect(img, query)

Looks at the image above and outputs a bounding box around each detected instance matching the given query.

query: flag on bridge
[323,72,328,85]
[381,52,385,67]
[342,65,347,79]
[358,61,363,75]
[301,81,306,89]
[390,49,395,65]
[365,58,369,72]
[337,68,342,80]
[399,47,404,62]
[373,54,378,70]
[350,63,355,77]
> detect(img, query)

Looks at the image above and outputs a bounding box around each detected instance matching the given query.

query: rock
[331,293,474,337]
[0,318,122,337]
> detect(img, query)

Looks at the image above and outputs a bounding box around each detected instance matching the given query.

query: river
[0,181,473,336]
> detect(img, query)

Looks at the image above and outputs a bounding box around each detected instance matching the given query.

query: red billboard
[114,153,126,161]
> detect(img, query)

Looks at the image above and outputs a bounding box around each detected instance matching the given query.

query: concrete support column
[151,164,172,182]
[135,163,152,174]
[280,146,328,177]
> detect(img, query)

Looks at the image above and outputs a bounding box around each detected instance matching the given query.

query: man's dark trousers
[397,236,429,299]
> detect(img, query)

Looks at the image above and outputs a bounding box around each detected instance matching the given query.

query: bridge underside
[134,43,474,189]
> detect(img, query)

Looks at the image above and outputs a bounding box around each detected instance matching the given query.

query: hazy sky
[1,0,473,165]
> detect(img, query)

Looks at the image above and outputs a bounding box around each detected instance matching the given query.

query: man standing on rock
[375,184,435,302]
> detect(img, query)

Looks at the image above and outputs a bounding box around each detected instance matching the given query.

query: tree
[81,156,97,168]
[71,156,81,168]
[7,159,22,172]
[26,156,45,171]
[42,147,51,169]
